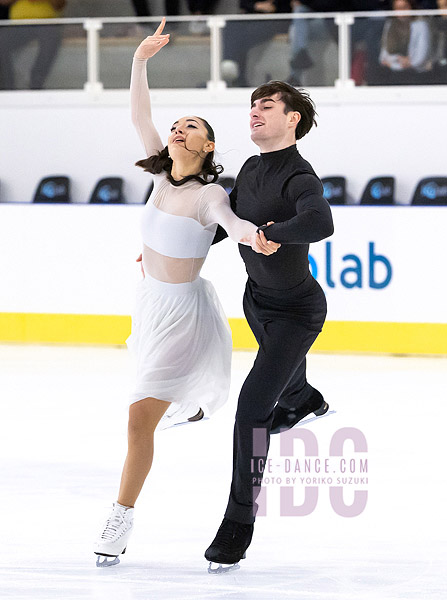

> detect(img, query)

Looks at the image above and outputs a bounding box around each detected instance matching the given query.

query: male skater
[205,81,334,571]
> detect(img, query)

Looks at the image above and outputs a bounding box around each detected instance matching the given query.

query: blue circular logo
[42,182,56,199]
[421,182,437,200]
[323,183,334,200]
[371,182,383,200]
[98,185,112,202]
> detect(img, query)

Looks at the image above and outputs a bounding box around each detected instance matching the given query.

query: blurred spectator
[288,0,390,86]
[188,0,219,34]
[130,1,181,17]
[129,1,218,34]
[131,0,150,18]
[0,0,10,20]
[127,1,181,35]
[222,1,291,87]
[0,0,65,90]
[188,0,219,14]
[288,0,315,86]
[130,1,218,20]
[432,0,447,81]
[377,0,433,83]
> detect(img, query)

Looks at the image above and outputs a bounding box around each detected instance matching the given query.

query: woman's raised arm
[131,19,170,157]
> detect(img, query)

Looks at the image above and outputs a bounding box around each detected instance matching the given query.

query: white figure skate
[94,503,134,567]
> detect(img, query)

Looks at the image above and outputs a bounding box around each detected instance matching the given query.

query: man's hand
[136,253,145,277]
[134,18,170,60]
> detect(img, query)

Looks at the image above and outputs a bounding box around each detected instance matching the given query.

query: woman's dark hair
[251,80,317,140]
[135,117,223,186]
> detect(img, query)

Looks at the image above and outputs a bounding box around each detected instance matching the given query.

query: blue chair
[321,177,346,205]
[360,176,395,205]
[411,177,447,206]
[33,176,71,203]
[89,177,124,204]
[144,180,154,203]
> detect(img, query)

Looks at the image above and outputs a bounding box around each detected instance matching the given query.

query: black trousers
[224,273,327,524]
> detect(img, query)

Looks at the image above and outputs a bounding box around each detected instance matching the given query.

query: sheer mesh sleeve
[131,57,165,157]
[199,185,257,245]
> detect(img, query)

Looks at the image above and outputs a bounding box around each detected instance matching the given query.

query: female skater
[94,19,276,567]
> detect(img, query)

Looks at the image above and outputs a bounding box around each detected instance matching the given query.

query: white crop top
[131,57,257,284]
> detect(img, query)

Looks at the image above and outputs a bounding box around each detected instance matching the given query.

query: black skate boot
[205,518,254,574]
[270,389,329,435]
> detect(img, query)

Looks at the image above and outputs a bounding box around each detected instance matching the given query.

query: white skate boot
[94,503,134,567]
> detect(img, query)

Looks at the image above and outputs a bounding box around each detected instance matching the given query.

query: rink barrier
[0,313,446,355]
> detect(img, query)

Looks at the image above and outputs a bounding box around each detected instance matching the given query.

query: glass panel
[289,17,338,87]
[221,16,337,88]
[99,20,212,89]
[222,17,290,88]
[354,13,447,86]
[434,13,447,84]
[0,24,87,90]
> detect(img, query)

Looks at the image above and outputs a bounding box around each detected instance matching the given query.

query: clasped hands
[242,222,281,256]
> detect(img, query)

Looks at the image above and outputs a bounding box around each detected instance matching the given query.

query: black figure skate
[270,389,329,434]
[205,518,254,574]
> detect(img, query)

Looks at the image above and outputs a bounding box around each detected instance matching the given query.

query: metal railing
[0,10,446,92]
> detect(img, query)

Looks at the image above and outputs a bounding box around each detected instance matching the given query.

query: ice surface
[0,344,446,599]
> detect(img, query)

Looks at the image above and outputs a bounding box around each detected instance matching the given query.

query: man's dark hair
[251,81,317,140]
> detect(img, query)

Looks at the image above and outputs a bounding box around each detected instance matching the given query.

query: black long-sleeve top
[214,144,334,290]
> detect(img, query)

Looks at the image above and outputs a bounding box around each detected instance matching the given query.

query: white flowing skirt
[127,274,232,429]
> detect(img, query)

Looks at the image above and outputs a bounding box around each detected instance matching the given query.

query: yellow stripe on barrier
[0,313,446,355]
[0,312,131,346]
[229,318,447,355]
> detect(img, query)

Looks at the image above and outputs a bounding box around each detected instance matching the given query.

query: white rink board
[0,204,446,323]
[307,206,447,323]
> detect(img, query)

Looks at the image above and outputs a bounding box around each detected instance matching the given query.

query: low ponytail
[135,146,173,177]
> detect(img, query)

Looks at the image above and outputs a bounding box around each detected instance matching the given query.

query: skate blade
[169,416,209,429]
[158,410,209,431]
[96,555,121,568]
[208,561,241,574]
[297,409,336,427]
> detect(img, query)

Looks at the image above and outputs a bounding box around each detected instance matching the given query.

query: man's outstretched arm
[258,175,334,244]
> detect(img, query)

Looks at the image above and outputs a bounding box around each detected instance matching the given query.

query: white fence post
[207,16,227,91]
[335,13,355,89]
[83,18,103,94]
